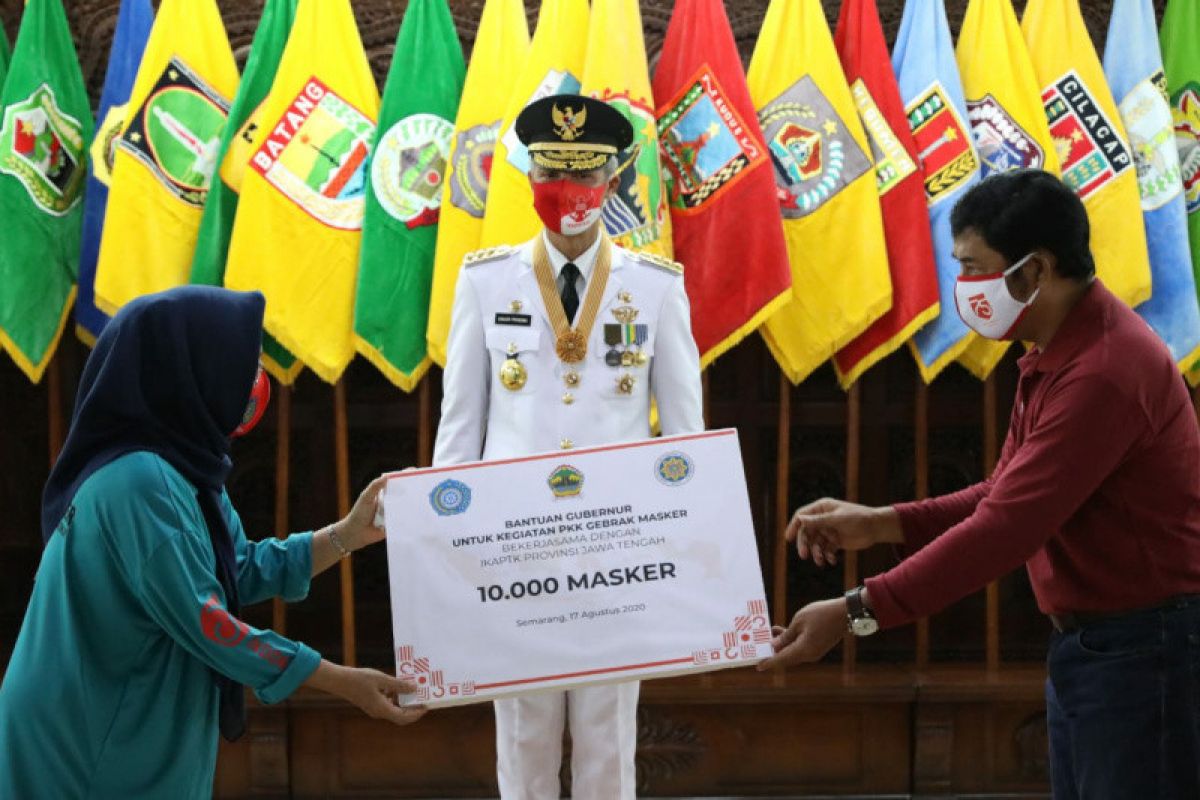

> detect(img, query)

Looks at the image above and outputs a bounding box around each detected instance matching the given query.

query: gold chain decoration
[532,234,612,364]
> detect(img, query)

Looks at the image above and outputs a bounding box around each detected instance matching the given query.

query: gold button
[562,392,575,405]
[564,370,581,387]
[560,438,574,450]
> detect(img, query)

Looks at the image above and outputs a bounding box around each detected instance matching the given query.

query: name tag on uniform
[495,313,532,326]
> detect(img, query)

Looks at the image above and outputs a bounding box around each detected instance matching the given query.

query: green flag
[189,0,301,384]
[0,23,11,90]
[353,0,465,391]
[1162,0,1200,385]
[0,0,92,383]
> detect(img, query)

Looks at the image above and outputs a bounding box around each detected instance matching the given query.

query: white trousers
[494,681,639,800]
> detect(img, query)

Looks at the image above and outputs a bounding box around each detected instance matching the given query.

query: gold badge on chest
[499,343,527,391]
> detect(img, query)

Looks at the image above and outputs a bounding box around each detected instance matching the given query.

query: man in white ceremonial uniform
[433,95,703,799]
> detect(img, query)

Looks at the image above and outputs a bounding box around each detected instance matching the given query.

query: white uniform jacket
[434,236,704,465]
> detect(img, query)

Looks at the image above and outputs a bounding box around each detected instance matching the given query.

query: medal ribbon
[533,234,612,363]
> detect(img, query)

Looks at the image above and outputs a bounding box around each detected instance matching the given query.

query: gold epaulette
[632,250,684,275]
[463,245,517,267]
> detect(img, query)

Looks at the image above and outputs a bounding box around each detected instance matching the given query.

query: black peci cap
[515,94,635,172]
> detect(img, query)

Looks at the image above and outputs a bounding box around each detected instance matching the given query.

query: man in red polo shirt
[762,169,1200,799]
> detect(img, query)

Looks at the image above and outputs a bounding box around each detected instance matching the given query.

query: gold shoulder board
[463,245,517,268]
[632,251,684,275]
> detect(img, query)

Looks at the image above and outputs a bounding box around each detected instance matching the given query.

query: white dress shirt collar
[542,229,602,285]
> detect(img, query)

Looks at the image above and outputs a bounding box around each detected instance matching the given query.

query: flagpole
[418,377,433,467]
[983,374,1000,672]
[772,371,792,686]
[701,371,711,429]
[1193,385,1199,424]
[842,381,862,678]
[272,385,292,635]
[47,355,65,466]
[334,380,356,666]
[914,375,930,671]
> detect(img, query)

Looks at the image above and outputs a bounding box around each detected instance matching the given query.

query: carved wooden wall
[0,1,1161,796]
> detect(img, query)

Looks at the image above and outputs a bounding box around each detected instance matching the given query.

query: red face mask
[531,179,607,236]
[233,366,271,438]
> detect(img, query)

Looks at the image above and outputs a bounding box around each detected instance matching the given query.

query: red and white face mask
[531,179,607,236]
[954,253,1039,340]
[233,365,271,438]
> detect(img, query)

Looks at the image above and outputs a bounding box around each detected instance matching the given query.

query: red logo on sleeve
[201,594,250,647]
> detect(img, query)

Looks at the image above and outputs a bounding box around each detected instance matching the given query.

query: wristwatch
[845,586,879,636]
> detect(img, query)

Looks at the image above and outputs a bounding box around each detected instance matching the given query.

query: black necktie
[560,262,581,324]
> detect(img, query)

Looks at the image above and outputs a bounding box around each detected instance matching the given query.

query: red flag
[831,0,940,386]
[652,0,792,367]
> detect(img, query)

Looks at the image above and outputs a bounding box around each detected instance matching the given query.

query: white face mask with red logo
[954,252,1039,340]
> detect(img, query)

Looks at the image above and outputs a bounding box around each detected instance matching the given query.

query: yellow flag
[478,0,589,248]
[955,0,1061,379]
[1022,0,1152,306]
[581,0,672,259]
[426,0,529,367]
[224,0,380,384]
[92,0,238,315]
[747,0,892,384]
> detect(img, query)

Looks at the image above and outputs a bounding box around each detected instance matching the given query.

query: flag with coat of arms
[190,0,301,384]
[1022,0,1152,308]
[581,0,672,259]
[1160,0,1200,384]
[746,0,890,384]
[479,0,589,248]
[353,0,465,391]
[1104,0,1200,374]
[954,0,1061,379]
[0,0,91,383]
[426,0,528,367]
[75,0,153,346]
[831,0,940,388]
[224,0,380,384]
[654,0,793,368]
[92,0,239,316]
[892,0,981,383]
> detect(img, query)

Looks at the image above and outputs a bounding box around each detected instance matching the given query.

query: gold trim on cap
[530,150,610,171]
[528,141,619,154]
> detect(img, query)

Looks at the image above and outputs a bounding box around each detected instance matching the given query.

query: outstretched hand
[756,598,848,670]
[340,476,389,552]
[786,498,903,567]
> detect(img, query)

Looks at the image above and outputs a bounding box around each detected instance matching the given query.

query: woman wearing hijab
[0,287,425,798]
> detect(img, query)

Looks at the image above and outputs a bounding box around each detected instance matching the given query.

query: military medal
[617,373,636,395]
[620,351,635,367]
[533,235,613,368]
[555,331,587,363]
[632,324,649,367]
[499,343,527,391]
[604,324,622,366]
[510,300,523,312]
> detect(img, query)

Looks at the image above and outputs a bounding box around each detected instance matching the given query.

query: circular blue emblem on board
[430,479,472,516]
[655,452,694,486]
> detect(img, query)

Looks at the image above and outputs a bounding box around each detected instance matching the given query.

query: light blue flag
[893,0,982,382]
[74,0,154,343]
[1103,0,1200,371]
